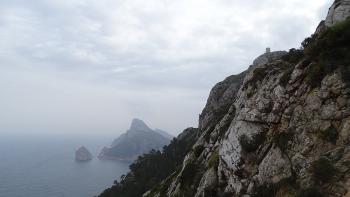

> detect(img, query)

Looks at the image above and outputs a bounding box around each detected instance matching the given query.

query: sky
[0,0,333,137]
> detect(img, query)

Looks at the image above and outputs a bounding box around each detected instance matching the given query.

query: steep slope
[99,119,170,161]
[98,128,200,197]
[98,1,350,196]
[144,2,350,197]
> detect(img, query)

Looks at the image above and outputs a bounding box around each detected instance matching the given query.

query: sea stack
[75,146,92,161]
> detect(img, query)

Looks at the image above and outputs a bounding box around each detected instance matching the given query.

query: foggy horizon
[0,0,333,137]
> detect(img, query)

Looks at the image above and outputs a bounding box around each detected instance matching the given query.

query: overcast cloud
[0,0,333,136]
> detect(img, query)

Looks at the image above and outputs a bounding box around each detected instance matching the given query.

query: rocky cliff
[143,1,350,197]
[99,1,350,196]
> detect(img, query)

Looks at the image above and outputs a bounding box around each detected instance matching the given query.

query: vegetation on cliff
[98,128,200,197]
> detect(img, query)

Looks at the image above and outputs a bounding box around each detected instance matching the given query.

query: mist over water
[0,134,130,197]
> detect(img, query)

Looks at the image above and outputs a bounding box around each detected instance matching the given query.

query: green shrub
[276,186,297,197]
[305,63,326,88]
[193,145,205,157]
[208,151,219,169]
[180,161,197,185]
[342,65,350,85]
[203,126,214,142]
[303,18,350,89]
[273,132,294,153]
[239,132,266,153]
[279,67,294,87]
[245,67,269,90]
[282,48,305,64]
[318,125,338,144]
[298,186,323,197]
[252,178,297,197]
[253,67,268,82]
[311,157,337,183]
[251,184,277,197]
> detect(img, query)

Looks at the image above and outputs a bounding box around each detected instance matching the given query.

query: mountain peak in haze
[129,118,152,132]
[99,119,171,161]
[154,128,174,140]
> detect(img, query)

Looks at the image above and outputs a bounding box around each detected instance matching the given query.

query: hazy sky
[0,0,332,136]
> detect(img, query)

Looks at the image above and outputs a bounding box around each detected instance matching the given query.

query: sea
[0,134,131,197]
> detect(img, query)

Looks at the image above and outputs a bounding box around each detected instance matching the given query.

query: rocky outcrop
[199,72,246,132]
[317,0,350,33]
[75,146,92,161]
[149,57,350,197]
[252,50,287,68]
[198,50,286,133]
[144,2,350,196]
[325,0,350,27]
[99,119,170,161]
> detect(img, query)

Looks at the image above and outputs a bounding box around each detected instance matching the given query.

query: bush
[276,186,297,197]
[203,126,214,142]
[342,65,350,85]
[303,18,350,89]
[208,151,219,169]
[282,48,304,64]
[245,67,269,90]
[178,161,201,197]
[311,157,337,183]
[253,67,268,82]
[305,63,326,88]
[318,125,338,144]
[239,132,266,153]
[180,161,198,185]
[273,132,294,153]
[279,67,294,87]
[298,186,323,197]
[193,145,205,157]
[251,184,277,197]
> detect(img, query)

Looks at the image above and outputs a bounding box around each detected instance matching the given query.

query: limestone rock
[325,0,350,27]
[252,50,287,68]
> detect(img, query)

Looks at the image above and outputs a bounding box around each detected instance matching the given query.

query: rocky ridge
[144,1,350,197]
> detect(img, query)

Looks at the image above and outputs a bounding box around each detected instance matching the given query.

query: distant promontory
[98,118,172,161]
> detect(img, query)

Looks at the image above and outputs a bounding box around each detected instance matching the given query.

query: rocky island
[98,118,171,161]
[75,146,93,161]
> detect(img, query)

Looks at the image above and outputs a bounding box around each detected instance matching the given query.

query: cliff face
[325,0,350,27]
[145,2,350,196]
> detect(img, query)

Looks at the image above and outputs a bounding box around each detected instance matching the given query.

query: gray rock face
[252,50,287,68]
[143,2,350,196]
[325,0,350,27]
[148,55,350,197]
[75,146,92,161]
[99,119,170,161]
[199,72,246,132]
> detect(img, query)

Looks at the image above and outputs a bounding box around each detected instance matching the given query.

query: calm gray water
[0,134,130,197]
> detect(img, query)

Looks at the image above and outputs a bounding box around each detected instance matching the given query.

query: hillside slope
[99,1,350,196]
[145,1,350,196]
